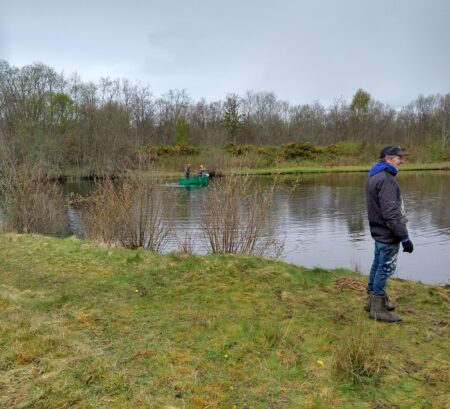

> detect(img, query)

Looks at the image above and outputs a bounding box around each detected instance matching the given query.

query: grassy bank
[0,234,448,408]
[229,161,450,176]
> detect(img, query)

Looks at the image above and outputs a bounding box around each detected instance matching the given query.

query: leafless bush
[0,162,67,235]
[80,178,176,251]
[200,174,283,257]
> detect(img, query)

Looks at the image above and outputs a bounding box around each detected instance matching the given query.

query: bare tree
[436,93,450,147]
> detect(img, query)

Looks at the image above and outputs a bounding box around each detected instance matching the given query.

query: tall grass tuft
[80,177,176,251]
[200,174,283,257]
[332,318,383,384]
[0,161,67,235]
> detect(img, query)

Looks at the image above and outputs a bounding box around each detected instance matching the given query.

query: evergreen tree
[173,115,188,145]
[223,94,243,143]
[351,89,371,116]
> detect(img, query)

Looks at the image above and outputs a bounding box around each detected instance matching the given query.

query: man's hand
[402,239,414,253]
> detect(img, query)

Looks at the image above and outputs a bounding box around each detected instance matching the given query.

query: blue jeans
[368,241,400,296]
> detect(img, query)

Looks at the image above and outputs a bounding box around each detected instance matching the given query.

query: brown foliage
[0,161,67,235]
[200,174,283,257]
[80,178,175,251]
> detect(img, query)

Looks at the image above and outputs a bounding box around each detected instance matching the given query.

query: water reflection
[7,171,448,285]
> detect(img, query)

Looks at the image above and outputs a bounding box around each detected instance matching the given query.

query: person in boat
[183,163,191,178]
[365,145,413,323]
[197,164,208,177]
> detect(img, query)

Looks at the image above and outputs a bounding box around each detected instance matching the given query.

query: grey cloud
[1,0,449,106]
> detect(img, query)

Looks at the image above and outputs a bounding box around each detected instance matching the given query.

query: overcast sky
[1,0,449,107]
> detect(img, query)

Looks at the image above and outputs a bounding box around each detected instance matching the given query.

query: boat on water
[178,174,209,186]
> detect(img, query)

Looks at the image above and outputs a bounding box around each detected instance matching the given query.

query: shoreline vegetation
[199,161,450,177]
[112,161,450,183]
[29,160,450,183]
[57,139,450,180]
[53,139,450,180]
[0,234,448,408]
[69,161,450,180]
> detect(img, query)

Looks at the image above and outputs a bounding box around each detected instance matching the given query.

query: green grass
[230,162,450,176]
[0,234,448,408]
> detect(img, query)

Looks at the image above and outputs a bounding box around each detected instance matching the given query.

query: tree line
[0,60,449,174]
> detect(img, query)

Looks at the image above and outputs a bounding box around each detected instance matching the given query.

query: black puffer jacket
[365,168,409,243]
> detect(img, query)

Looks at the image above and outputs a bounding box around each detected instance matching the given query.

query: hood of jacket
[368,161,398,176]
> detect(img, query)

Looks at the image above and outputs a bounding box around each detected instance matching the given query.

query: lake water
[62,171,450,285]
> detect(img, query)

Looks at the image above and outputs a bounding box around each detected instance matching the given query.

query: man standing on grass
[365,145,414,322]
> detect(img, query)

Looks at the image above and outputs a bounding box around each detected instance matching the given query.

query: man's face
[385,154,405,168]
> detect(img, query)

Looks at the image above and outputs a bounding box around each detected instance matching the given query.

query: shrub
[199,174,283,257]
[422,137,450,162]
[281,142,320,160]
[80,178,176,251]
[257,146,277,165]
[333,141,364,156]
[168,144,200,156]
[0,162,67,235]
[138,144,200,157]
[224,143,251,156]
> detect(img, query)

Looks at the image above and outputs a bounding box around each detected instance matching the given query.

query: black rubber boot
[369,295,402,322]
[365,291,395,312]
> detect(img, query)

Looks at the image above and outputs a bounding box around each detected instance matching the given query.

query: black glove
[402,239,414,253]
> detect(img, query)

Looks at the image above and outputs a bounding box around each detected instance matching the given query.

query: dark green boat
[178,175,209,186]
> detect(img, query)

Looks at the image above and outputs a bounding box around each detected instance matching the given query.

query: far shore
[63,161,450,180]
[226,161,450,175]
